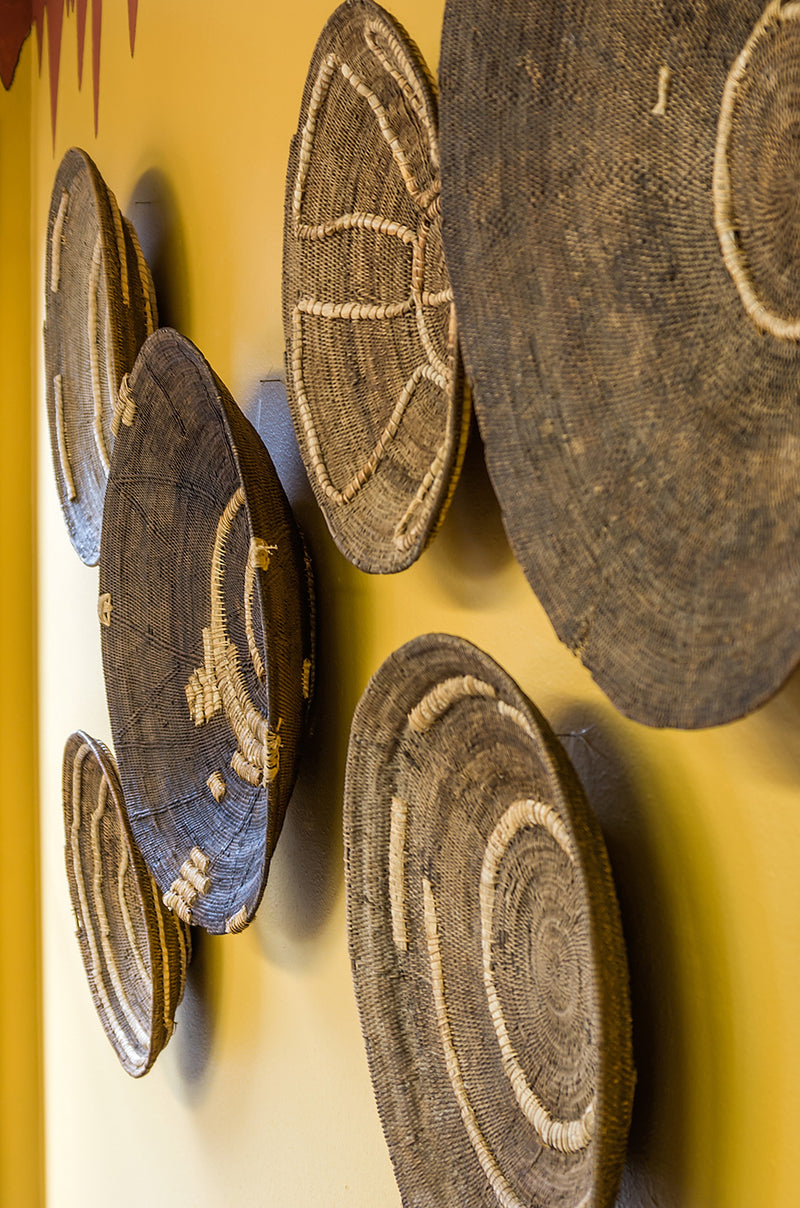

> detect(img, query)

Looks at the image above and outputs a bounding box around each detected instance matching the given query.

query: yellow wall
[3,2,799,1204]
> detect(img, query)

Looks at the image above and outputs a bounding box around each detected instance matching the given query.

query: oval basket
[63,731,191,1078]
[44,146,157,566]
[99,328,315,935]
[439,0,800,728]
[344,633,634,1207]
[282,0,468,573]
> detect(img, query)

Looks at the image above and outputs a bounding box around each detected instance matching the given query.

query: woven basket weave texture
[345,633,634,1207]
[283,0,468,573]
[44,147,157,566]
[63,731,191,1078]
[99,328,314,935]
[439,0,800,728]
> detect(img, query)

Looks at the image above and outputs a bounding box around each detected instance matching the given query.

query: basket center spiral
[714,0,800,338]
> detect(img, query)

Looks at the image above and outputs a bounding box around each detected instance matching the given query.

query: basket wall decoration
[439,0,800,728]
[283,0,468,573]
[99,328,315,935]
[345,633,634,1207]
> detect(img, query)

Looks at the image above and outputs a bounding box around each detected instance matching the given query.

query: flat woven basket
[282,0,468,573]
[345,633,634,1208]
[99,328,315,935]
[439,0,800,728]
[44,146,157,566]
[63,731,191,1078]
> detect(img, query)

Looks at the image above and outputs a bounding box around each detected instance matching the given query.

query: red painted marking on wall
[1,0,139,141]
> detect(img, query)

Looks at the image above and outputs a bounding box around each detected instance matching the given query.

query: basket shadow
[126,168,191,335]
[242,379,350,964]
[170,927,216,1091]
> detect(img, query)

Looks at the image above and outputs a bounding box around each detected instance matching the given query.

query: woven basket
[44,147,157,566]
[99,328,315,935]
[63,731,191,1077]
[345,634,634,1207]
[439,0,800,728]
[282,0,468,573]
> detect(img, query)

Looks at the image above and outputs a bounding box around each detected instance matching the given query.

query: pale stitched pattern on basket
[184,488,283,790]
[145,867,174,1039]
[206,770,226,802]
[163,847,211,926]
[244,538,277,682]
[97,592,113,627]
[116,843,149,985]
[225,904,249,934]
[388,796,409,951]
[290,21,453,548]
[53,374,77,501]
[89,773,150,1046]
[713,0,800,339]
[422,877,531,1208]
[69,744,143,1066]
[108,192,129,307]
[480,800,594,1154]
[651,65,671,116]
[87,233,112,474]
[407,675,497,733]
[111,372,137,439]
[50,189,69,292]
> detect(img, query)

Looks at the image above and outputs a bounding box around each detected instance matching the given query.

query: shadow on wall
[241,378,360,967]
[425,406,516,608]
[126,169,191,335]
[552,703,734,1208]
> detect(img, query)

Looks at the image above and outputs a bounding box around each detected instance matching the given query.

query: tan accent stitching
[206,771,226,802]
[164,847,211,925]
[111,372,137,439]
[244,538,276,683]
[394,439,446,550]
[50,189,69,291]
[408,675,497,733]
[130,224,156,334]
[185,490,281,786]
[87,234,111,473]
[225,905,249,934]
[302,658,312,700]
[423,878,530,1208]
[651,65,671,116]
[713,0,800,339]
[98,593,113,627]
[480,800,593,1154]
[389,796,409,951]
[364,17,436,164]
[53,374,77,500]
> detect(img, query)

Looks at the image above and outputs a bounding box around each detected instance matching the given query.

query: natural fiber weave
[62,731,191,1078]
[439,0,800,728]
[99,328,315,935]
[282,0,468,573]
[345,634,634,1207]
[44,147,157,566]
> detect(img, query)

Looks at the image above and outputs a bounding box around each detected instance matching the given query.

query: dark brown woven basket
[282,0,468,573]
[63,731,191,1078]
[99,328,315,935]
[439,0,800,728]
[44,147,157,566]
[345,634,634,1207]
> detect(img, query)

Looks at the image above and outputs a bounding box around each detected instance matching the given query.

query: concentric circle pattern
[345,634,633,1207]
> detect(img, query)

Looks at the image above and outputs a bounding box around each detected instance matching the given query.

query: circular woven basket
[282,0,468,573]
[62,731,191,1078]
[439,0,800,728]
[44,147,157,566]
[345,634,634,1207]
[99,328,315,935]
